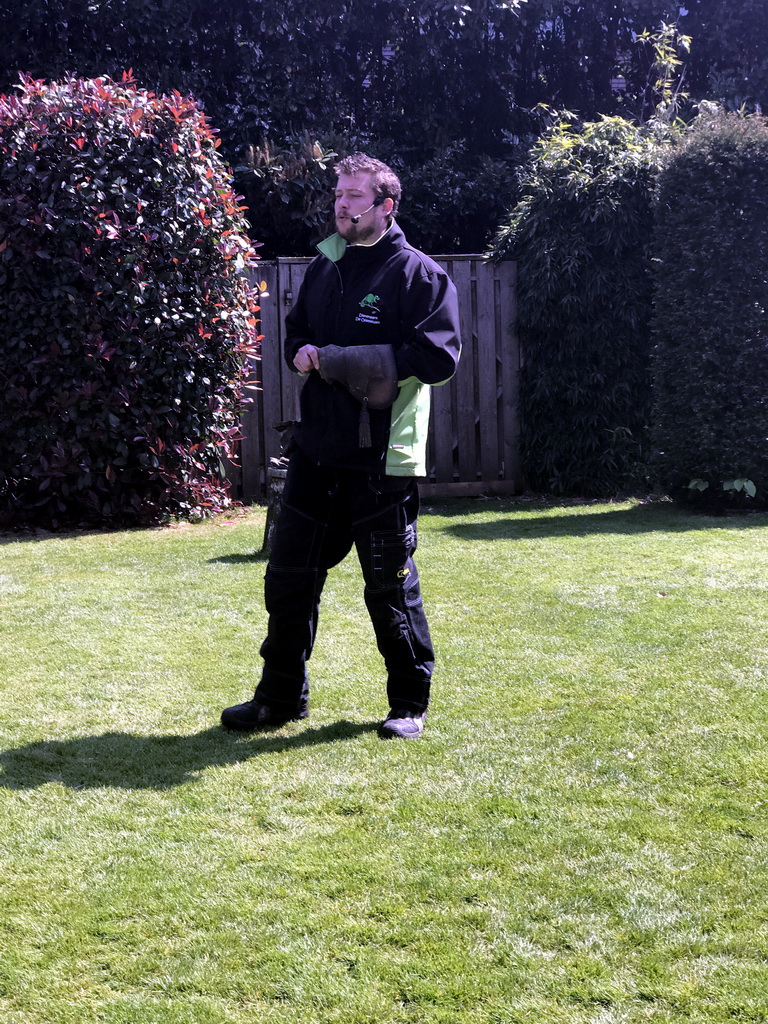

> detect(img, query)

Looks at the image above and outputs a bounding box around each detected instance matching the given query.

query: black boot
[220,693,309,732]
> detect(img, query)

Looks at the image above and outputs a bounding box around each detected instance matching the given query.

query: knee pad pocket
[368,525,416,591]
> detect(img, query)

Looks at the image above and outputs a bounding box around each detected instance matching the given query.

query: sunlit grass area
[1,498,767,1023]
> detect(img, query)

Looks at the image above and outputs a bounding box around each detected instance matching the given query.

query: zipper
[333,259,344,340]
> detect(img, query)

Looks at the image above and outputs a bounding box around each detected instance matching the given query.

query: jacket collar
[316,220,405,263]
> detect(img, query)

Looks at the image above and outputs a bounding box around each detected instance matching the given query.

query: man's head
[333,154,401,244]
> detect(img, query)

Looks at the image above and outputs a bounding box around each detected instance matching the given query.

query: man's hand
[294,344,321,373]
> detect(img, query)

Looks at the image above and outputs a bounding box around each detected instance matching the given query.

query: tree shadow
[428,501,768,541]
[0,523,148,547]
[0,720,378,792]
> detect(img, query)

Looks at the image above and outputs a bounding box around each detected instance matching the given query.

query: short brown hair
[335,153,401,215]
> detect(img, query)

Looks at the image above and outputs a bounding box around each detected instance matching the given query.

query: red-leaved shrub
[0,73,260,527]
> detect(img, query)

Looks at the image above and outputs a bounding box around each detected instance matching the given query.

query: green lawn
[0,498,767,1024]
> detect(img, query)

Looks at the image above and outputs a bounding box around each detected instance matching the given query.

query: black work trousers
[255,446,434,714]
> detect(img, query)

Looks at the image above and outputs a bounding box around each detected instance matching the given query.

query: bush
[0,73,259,528]
[395,143,520,255]
[490,115,671,496]
[651,110,768,510]
[234,135,340,258]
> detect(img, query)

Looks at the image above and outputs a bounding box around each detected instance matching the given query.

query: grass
[0,497,767,1024]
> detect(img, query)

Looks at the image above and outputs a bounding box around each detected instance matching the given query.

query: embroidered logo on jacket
[356,293,382,325]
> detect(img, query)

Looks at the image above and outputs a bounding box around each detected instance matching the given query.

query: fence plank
[259,272,286,471]
[474,259,499,483]
[497,260,520,486]
[240,261,277,497]
[279,260,309,426]
[429,373,455,483]
[429,255,462,483]
[451,259,479,484]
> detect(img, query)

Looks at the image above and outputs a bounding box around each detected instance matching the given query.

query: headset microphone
[350,197,384,224]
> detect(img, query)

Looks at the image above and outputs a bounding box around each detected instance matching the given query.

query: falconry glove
[317,344,399,447]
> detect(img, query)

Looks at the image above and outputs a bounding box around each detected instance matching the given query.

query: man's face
[334,172,392,244]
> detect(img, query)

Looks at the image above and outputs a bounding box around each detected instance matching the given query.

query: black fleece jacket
[284,221,461,473]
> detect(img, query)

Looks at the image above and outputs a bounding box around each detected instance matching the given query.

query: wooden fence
[238,256,520,501]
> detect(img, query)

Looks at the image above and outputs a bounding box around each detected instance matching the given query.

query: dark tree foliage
[234,136,341,259]
[0,74,259,528]
[651,111,768,510]
[515,0,669,115]
[0,0,534,158]
[232,133,520,258]
[490,115,671,496]
[682,0,768,113]
[395,145,520,255]
[0,2,763,254]
[0,0,704,254]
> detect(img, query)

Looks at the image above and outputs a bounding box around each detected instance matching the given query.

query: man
[221,153,461,739]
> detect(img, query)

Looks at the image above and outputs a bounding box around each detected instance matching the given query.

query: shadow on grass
[426,501,768,540]
[209,551,267,564]
[0,720,378,791]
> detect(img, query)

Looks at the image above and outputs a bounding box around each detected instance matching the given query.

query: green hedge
[651,111,768,510]
[0,74,259,528]
[491,115,670,496]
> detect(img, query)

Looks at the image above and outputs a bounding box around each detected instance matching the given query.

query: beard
[335,217,380,244]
